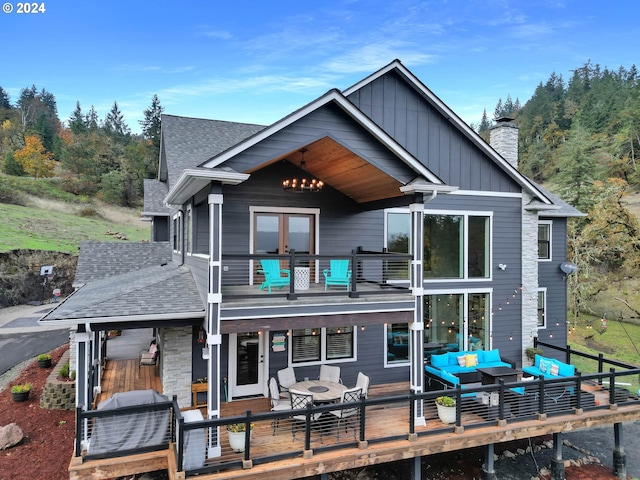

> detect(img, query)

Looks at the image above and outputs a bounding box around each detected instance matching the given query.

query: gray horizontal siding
[348,71,520,193]
[539,217,568,346]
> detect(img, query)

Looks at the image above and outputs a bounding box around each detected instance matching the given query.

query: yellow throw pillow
[465,354,478,367]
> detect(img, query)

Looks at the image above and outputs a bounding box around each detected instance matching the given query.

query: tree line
[476,61,640,320]
[0,86,163,207]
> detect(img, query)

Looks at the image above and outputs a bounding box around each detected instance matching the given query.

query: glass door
[254,213,314,283]
[230,332,264,397]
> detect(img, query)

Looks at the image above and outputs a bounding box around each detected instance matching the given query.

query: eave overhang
[164,168,250,206]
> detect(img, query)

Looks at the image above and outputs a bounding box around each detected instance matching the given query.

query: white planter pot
[227,430,252,452]
[436,403,456,424]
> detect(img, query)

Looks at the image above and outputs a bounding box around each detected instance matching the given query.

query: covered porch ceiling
[247,136,408,204]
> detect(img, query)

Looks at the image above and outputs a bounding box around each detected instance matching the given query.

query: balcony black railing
[221,248,413,301]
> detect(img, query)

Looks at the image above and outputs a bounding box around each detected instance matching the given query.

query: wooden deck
[95,359,162,406]
[78,361,640,480]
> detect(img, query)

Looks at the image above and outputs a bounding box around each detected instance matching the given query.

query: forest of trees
[0,87,163,207]
[2,61,640,317]
[476,61,640,318]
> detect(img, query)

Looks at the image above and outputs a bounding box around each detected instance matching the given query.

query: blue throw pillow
[483,349,501,363]
[558,362,575,377]
[431,353,449,368]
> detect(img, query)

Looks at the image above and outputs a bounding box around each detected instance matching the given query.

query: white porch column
[410,199,426,426]
[207,192,224,458]
[75,329,91,410]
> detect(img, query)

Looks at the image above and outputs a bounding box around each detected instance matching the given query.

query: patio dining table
[290,380,347,403]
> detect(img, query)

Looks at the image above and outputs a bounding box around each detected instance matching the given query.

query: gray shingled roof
[41,263,204,322]
[142,179,171,216]
[161,114,265,190]
[74,241,172,286]
[529,182,586,218]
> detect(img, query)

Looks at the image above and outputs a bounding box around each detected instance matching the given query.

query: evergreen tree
[103,101,130,140]
[0,87,10,109]
[139,94,163,159]
[69,102,86,135]
[493,98,503,119]
[85,106,99,131]
[478,109,491,132]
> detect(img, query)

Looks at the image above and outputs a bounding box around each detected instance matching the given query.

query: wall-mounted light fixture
[498,264,507,270]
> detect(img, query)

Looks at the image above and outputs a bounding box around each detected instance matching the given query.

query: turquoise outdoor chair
[258,259,290,293]
[323,259,352,291]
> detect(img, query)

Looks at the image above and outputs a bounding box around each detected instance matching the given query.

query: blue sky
[1,0,637,134]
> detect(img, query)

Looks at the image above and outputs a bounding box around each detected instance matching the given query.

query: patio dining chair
[277,366,297,396]
[329,386,362,440]
[269,377,290,435]
[323,259,352,291]
[290,389,322,442]
[354,372,370,398]
[318,364,342,384]
[258,259,290,293]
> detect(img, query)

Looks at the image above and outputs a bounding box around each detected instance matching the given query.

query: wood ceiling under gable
[256,136,406,204]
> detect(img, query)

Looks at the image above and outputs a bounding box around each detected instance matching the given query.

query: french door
[229,332,265,398]
[253,211,316,284]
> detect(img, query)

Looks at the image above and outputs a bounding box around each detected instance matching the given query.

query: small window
[386,323,410,365]
[537,289,546,328]
[538,222,552,260]
[172,215,182,252]
[185,207,192,255]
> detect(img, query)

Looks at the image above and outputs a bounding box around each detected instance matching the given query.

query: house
[40,59,583,433]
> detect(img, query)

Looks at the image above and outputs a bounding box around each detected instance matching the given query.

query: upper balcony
[218,249,414,316]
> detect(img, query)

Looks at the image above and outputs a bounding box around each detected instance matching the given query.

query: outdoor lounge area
[71,342,640,480]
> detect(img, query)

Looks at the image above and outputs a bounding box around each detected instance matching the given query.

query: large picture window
[385,211,411,280]
[291,326,354,364]
[424,212,491,279]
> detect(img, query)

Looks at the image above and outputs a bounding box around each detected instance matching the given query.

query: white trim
[450,189,523,198]
[221,304,413,321]
[538,220,553,262]
[201,90,441,184]
[46,311,206,326]
[165,168,249,205]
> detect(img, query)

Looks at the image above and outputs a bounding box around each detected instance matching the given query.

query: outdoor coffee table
[476,366,522,385]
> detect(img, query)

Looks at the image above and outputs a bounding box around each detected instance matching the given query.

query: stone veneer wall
[160,326,192,408]
[521,191,539,366]
[40,350,76,410]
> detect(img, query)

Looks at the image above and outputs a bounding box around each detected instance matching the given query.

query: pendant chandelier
[282,148,324,193]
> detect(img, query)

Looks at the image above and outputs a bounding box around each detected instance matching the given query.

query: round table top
[290,380,347,402]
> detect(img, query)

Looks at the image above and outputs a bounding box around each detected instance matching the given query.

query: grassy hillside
[0,173,149,253]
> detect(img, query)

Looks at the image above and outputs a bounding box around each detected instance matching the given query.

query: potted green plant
[226,422,254,452]
[435,395,456,424]
[11,383,32,402]
[37,353,52,368]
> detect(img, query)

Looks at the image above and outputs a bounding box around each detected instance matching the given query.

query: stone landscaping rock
[0,423,24,450]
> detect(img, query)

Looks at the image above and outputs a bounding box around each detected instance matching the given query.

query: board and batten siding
[347,70,520,193]
[223,103,418,184]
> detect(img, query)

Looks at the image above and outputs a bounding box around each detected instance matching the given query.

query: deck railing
[173,368,639,477]
[221,249,412,300]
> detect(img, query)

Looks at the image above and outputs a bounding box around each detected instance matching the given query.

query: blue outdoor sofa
[425,349,515,390]
[522,354,575,379]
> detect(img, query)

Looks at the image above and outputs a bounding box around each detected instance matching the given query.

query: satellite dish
[560,262,578,275]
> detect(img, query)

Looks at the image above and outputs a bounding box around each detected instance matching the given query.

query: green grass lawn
[0,203,149,253]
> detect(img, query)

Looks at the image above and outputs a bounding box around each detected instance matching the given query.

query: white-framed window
[185,206,192,255]
[537,288,547,328]
[384,209,492,281]
[172,213,182,253]
[538,221,552,260]
[291,326,355,365]
[385,323,410,367]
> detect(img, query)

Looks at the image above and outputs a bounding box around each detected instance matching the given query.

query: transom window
[291,326,354,364]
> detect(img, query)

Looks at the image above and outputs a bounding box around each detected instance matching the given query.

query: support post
[613,422,626,480]
[409,198,425,426]
[411,455,421,480]
[550,432,564,480]
[482,443,496,480]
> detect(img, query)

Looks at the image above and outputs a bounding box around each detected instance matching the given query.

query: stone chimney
[489,116,519,169]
